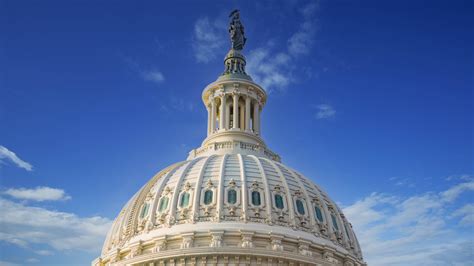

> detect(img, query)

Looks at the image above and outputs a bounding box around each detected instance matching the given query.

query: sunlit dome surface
[94,10,365,266]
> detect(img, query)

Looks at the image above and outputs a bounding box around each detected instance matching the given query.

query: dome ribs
[273,160,316,230]
[259,157,295,227]
[237,154,248,222]
[216,154,229,222]
[149,162,187,229]
[169,158,204,225]
[247,155,272,223]
[191,155,215,222]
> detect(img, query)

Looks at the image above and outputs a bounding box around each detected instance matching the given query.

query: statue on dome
[229,10,246,50]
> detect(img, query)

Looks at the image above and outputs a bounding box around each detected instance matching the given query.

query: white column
[232,93,239,129]
[253,101,259,134]
[207,105,211,136]
[219,94,226,131]
[245,96,251,131]
[258,104,261,136]
[225,101,230,130]
[210,98,216,134]
[239,102,245,130]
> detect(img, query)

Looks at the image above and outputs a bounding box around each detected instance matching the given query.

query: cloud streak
[343,180,474,265]
[247,0,320,92]
[0,197,112,252]
[141,69,165,84]
[314,104,336,119]
[3,187,71,202]
[192,17,226,63]
[0,146,33,171]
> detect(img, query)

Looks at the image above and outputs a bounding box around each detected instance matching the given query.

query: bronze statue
[229,10,246,50]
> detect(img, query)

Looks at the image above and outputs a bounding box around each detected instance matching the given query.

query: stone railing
[188,140,281,162]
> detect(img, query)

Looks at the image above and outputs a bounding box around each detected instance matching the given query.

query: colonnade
[207,92,261,136]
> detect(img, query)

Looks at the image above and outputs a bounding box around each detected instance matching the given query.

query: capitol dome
[94,11,365,266]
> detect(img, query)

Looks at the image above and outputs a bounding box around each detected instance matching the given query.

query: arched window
[331,214,339,231]
[158,196,169,212]
[180,192,190,208]
[274,194,284,209]
[140,203,149,218]
[251,191,261,206]
[296,199,305,215]
[204,190,213,205]
[227,189,237,204]
[314,206,324,222]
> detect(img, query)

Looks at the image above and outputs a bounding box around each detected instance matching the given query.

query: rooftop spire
[228,10,246,50]
[220,10,251,80]
[187,10,278,162]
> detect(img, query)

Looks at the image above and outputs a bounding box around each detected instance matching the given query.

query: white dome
[94,11,365,266]
[98,154,364,265]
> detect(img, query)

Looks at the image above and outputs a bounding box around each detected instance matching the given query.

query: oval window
[228,189,237,204]
[315,206,324,222]
[204,190,213,205]
[180,192,190,208]
[251,191,261,206]
[274,194,284,209]
[158,196,169,212]
[296,199,305,215]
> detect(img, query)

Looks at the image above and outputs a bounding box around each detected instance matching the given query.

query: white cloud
[160,97,196,113]
[445,174,473,181]
[314,104,336,119]
[141,70,164,84]
[288,1,319,56]
[343,180,474,265]
[0,146,33,171]
[35,250,53,256]
[0,260,20,266]
[246,48,291,91]
[247,1,320,92]
[441,180,474,202]
[452,203,474,226]
[0,197,112,252]
[25,258,39,263]
[192,17,226,63]
[3,187,71,202]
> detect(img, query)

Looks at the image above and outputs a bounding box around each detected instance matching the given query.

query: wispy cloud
[35,250,53,256]
[0,146,33,171]
[452,203,474,226]
[141,69,165,84]
[314,104,336,119]
[343,179,474,265]
[388,176,416,188]
[246,48,291,90]
[3,187,71,202]
[441,181,474,202]
[288,0,319,57]
[160,96,196,113]
[0,260,20,266]
[192,16,226,63]
[0,196,112,252]
[247,0,320,92]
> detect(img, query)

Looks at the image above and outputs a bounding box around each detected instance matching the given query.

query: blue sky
[0,0,472,265]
